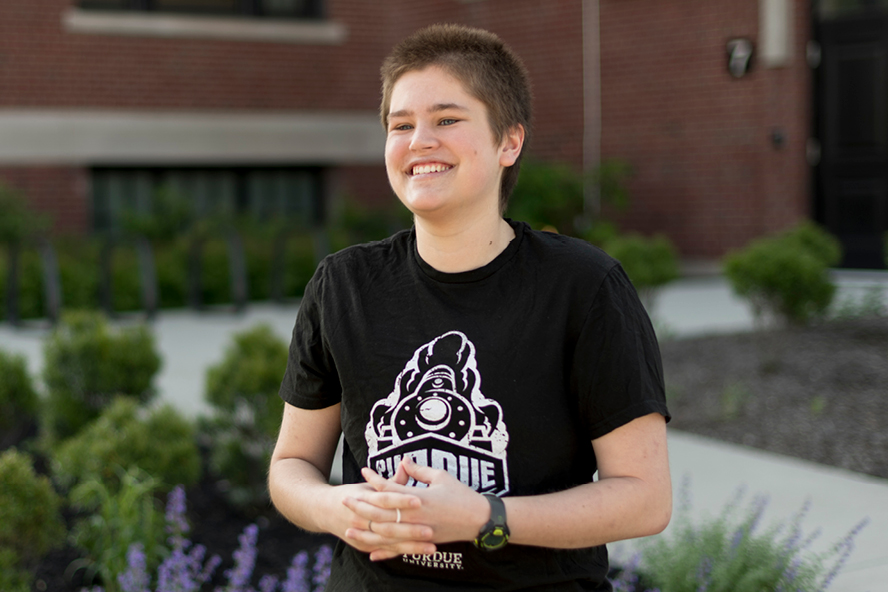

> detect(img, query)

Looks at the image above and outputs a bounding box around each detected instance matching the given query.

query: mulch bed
[661,316,888,480]
[31,461,337,592]
[24,316,888,590]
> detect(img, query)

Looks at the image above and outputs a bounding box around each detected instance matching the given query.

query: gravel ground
[661,316,888,479]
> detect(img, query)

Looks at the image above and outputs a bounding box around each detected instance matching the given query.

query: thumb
[391,460,411,486]
[400,455,444,485]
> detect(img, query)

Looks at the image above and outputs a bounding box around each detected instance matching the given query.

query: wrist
[468,491,491,540]
[473,493,510,551]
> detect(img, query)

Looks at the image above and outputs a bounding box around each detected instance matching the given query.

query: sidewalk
[1,272,887,589]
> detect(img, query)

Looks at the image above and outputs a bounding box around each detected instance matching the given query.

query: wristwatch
[474,493,510,551]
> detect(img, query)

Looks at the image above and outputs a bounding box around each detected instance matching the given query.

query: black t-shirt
[280,220,669,591]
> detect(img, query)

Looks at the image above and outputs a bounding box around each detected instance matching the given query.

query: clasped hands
[339,455,489,562]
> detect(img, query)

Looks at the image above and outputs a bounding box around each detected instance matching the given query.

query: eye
[389,122,413,132]
[438,118,458,126]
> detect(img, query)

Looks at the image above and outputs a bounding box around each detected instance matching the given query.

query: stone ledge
[62,7,348,45]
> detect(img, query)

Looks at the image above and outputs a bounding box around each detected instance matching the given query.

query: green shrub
[243,231,274,302]
[54,397,200,493]
[282,233,319,299]
[0,246,47,321]
[582,219,621,248]
[69,466,166,592]
[0,350,39,448]
[328,198,412,252]
[783,221,842,268]
[632,483,868,592]
[42,310,162,442]
[202,324,288,508]
[0,449,65,586]
[154,238,189,309]
[508,160,585,235]
[604,233,680,309]
[57,238,101,312]
[0,548,31,592]
[199,237,233,306]
[0,183,49,245]
[723,224,841,326]
[120,185,195,243]
[508,158,633,237]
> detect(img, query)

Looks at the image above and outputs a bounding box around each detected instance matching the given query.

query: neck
[414,212,515,273]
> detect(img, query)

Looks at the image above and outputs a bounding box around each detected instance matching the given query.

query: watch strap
[474,493,510,551]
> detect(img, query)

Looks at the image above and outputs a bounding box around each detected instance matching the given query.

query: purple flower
[166,485,191,540]
[259,574,279,592]
[311,545,333,592]
[221,523,260,592]
[818,517,869,592]
[746,493,769,536]
[157,539,221,592]
[695,556,712,592]
[282,551,310,592]
[118,543,150,592]
[612,553,642,592]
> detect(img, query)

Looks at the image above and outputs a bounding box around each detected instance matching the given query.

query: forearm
[504,474,672,549]
[268,457,340,534]
[505,414,672,549]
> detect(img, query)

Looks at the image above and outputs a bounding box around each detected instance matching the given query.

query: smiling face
[384,66,523,223]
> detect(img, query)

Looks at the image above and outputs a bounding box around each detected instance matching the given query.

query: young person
[269,23,672,591]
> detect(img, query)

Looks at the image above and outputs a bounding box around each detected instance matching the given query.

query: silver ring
[396,508,402,524]
[367,520,373,532]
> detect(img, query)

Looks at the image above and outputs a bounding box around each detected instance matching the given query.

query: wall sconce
[727,38,754,78]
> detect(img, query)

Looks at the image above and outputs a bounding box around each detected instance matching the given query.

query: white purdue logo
[365,331,510,495]
[402,551,464,570]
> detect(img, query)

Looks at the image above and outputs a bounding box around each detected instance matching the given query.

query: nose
[408,122,440,152]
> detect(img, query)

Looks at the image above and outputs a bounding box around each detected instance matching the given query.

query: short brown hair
[380,24,533,212]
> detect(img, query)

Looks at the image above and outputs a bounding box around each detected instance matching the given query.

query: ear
[498,124,525,168]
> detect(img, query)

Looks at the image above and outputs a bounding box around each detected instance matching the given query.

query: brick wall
[600,0,813,259]
[0,1,389,111]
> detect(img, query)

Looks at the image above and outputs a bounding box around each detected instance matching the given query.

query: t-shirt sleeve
[573,263,670,441]
[279,261,343,410]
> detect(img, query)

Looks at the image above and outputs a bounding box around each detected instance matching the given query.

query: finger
[362,468,421,501]
[346,489,420,511]
[369,549,402,562]
[370,546,437,562]
[343,495,418,525]
[357,520,434,542]
[344,524,436,549]
[400,455,444,484]
[391,459,411,486]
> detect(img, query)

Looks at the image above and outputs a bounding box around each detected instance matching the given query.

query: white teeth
[412,163,451,175]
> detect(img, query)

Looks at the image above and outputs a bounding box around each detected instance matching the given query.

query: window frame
[90,165,326,235]
[78,0,325,20]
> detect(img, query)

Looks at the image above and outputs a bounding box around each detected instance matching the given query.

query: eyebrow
[386,102,468,124]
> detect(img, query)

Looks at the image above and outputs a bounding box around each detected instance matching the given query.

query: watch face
[481,528,509,550]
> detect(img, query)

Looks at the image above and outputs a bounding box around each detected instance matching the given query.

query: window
[78,0,324,19]
[816,0,888,19]
[91,166,323,234]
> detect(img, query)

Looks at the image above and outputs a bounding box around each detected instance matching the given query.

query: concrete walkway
[1,271,886,589]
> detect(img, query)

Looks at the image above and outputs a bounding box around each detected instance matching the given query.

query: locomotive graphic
[365,331,510,495]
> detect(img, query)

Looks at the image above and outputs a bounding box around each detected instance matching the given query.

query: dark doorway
[815,3,888,269]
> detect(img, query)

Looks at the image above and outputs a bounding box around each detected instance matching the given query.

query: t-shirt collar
[411,219,526,284]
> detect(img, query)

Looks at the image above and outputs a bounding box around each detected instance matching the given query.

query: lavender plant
[107,485,332,592]
[68,466,166,592]
[622,481,869,592]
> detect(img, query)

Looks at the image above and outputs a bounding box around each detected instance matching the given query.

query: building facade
[0,0,883,267]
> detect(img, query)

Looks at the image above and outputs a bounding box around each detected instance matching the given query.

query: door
[816,12,888,269]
